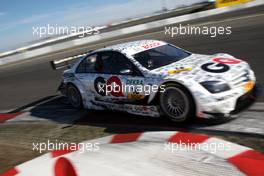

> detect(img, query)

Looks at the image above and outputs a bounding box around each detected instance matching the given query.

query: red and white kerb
[2,131,264,176]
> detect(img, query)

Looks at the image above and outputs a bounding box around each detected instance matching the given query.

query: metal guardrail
[0,3,212,59]
[0,27,106,58]
[0,0,263,66]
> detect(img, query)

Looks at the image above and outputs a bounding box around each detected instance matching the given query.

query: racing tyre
[67,84,83,109]
[159,83,195,123]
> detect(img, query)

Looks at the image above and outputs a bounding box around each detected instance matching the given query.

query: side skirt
[89,100,161,117]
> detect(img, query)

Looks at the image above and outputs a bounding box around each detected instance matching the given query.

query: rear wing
[50,53,88,70]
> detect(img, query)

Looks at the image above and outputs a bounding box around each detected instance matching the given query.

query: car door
[74,53,102,101]
[92,51,147,104]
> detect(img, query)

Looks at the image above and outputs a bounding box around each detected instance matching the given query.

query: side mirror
[120,69,133,74]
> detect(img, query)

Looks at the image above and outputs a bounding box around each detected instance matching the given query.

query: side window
[76,54,98,73]
[100,52,140,75]
[99,52,115,73]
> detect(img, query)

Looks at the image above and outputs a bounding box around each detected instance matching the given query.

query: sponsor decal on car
[201,58,241,73]
[126,79,144,85]
[94,76,124,97]
[167,67,193,74]
[141,42,162,50]
[106,76,124,97]
[94,76,106,96]
[201,62,230,73]
[213,58,241,64]
[128,92,145,100]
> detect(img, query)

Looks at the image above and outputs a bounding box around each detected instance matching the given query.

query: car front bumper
[197,83,261,119]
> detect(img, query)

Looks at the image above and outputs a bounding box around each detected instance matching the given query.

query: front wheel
[159,84,195,123]
[67,84,83,109]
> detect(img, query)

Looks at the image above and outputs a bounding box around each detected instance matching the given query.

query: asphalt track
[0,5,264,110]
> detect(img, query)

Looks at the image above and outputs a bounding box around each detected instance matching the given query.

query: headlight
[200,81,230,93]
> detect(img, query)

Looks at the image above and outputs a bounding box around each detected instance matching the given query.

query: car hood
[150,53,253,86]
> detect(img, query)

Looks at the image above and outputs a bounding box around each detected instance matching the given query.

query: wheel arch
[65,81,86,106]
[149,80,197,114]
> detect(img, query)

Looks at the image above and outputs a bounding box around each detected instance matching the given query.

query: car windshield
[133,44,191,70]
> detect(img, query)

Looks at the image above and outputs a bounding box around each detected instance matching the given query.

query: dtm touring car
[57,40,259,123]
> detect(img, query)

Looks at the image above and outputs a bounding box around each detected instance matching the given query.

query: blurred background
[0,0,214,52]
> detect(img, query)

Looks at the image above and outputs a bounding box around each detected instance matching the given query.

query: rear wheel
[159,83,195,123]
[67,84,83,109]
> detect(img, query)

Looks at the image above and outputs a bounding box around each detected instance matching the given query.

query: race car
[58,40,259,123]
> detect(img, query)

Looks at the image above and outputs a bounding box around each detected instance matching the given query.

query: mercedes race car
[58,40,259,123]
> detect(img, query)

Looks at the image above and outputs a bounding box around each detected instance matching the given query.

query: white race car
[58,40,259,123]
